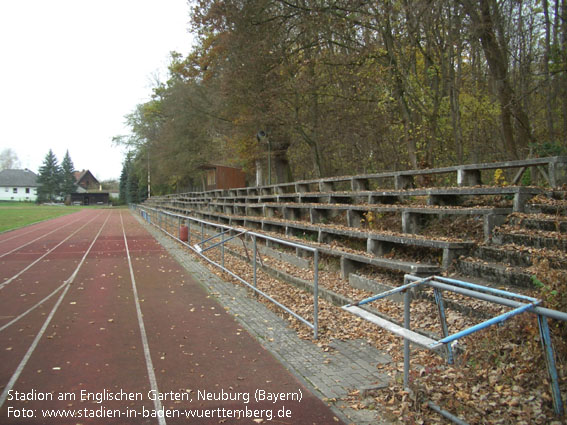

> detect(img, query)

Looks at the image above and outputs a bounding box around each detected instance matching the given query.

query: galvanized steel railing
[134,205,320,339]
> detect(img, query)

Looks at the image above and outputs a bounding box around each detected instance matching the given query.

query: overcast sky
[0,0,194,181]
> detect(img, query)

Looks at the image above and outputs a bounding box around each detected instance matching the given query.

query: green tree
[126,167,140,204]
[119,154,133,204]
[59,150,77,199]
[37,149,61,202]
[118,152,147,204]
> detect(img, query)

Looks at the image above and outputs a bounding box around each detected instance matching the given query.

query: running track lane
[1,210,345,425]
[0,211,112,409]
[0,210,100,287]
[0,209,89,257]
[0,210,104,332]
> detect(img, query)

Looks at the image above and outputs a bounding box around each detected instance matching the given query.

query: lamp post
[256,130,271,185]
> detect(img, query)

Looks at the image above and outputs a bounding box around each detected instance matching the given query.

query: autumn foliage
[118,0,567,194]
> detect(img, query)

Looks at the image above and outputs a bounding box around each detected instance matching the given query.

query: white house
[0,169,39,202]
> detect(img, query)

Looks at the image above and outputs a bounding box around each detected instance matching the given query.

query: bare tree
[0,148,21,171]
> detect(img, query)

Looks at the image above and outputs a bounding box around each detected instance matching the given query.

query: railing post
[538,315,564,416]
[433,288,454,364]
[221,229,225,268]
[313,249,319,340]
[253,235,257,291]
[403,289,411,389]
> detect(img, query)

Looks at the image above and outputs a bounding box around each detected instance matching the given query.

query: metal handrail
[344,274,567,416]
[134,205,320,339]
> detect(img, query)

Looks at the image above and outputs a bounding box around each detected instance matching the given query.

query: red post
[179,225,188,242]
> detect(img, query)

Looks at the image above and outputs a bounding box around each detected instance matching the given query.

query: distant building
[69,169,109,205]
[0,169,39,201]
[200,164,246,191]
[69,192,109,206]
[73,169,100,192]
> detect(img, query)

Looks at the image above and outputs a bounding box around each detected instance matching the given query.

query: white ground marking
[0,212,111,409]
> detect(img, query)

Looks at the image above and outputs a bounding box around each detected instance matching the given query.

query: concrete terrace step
[336,250,439,278]
[270,239,440,277]
[151,197,511,242]
[507,213,567,233]
[527,203,567,215]
[492,227,567,251]
[148,203,441,277]
[475,245,534,268]
[474,245,567,269]
[178,209,441,277]
[195,201,511,241]
[193,221,439,294]
[184,209,473,269]
[526,192,567,214]
[155,186,543,212]
[456,258,534,289]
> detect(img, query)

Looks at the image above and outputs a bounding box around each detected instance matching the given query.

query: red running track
[0,209,344,425]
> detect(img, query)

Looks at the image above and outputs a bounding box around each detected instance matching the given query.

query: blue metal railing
[344,274,567,416]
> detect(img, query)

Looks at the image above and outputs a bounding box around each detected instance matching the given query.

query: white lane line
[0,212,86,258]
[0,211,112,410]
[120,211,166,425]
[0,212,103,290]
[0,280,68,333]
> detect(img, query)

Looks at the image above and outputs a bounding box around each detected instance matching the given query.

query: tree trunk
[561,0,567,141]
[449,4,464,163]
[381,8,418,169]
[294,85,323,178]
[542,0,555,138]
[461,0,533,159]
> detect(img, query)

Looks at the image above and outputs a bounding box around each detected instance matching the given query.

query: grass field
[0,202,84,233]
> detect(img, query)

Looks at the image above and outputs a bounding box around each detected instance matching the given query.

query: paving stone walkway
[136,213,394,425]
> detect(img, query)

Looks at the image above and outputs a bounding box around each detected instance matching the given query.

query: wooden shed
[200,164,246,191]
[70,192,109,206]
[73,170,100,191]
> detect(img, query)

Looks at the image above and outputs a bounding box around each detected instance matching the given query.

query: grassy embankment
[0,202,84,233]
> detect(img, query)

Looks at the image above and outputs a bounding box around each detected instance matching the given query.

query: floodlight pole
[147,149,151,198]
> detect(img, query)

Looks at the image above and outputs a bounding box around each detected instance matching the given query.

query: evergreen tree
[60,150,77,199]
[37,149,61,202]
[137,178,148,203]
[119,154,133,204]
[126,169,139,204]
